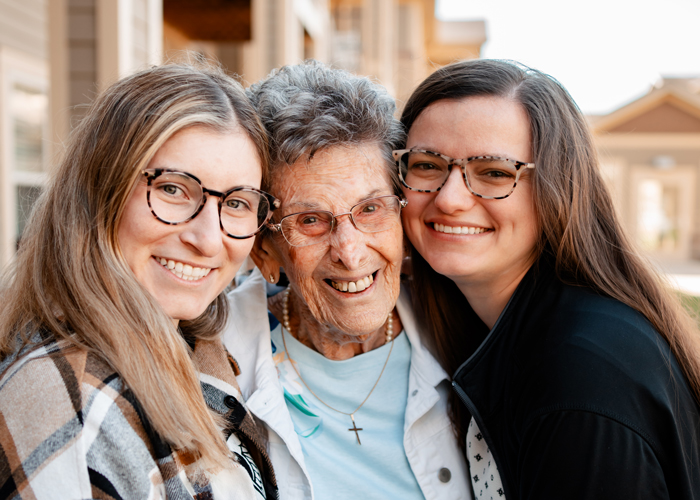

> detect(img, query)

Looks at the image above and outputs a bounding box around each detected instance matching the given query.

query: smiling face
[402,96,539,297]
[118,125,262,324]
[259,144,403,337]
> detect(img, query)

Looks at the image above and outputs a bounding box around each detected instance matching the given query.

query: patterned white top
[467,417,505,499]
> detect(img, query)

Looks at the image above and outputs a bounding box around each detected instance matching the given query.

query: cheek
[282,247,325,293]
[401,203,424,244]
[224,238,256,269]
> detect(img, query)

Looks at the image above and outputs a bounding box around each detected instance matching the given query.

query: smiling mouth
[326,272,377,294]
[433,222,489,235]
[155,257,212,281]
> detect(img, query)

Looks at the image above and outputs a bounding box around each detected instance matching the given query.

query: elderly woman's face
[261,145,403,336]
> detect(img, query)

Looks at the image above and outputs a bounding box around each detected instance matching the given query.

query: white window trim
[0,45,49,267]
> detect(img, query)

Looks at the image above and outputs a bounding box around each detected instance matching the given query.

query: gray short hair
[246,60,405,192]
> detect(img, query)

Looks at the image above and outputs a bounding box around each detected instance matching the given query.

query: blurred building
[0,0,484,267]
[593,77,700,261]
[162,0,485,104]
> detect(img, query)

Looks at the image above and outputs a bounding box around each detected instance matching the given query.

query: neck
[454,264,532,329]
[268,290,400,361]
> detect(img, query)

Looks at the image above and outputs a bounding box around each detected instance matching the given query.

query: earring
[269,274,276,284]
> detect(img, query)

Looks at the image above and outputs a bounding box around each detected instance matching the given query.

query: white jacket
[223,269,471,500]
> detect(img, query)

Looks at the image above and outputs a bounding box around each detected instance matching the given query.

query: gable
[608,101,700,133]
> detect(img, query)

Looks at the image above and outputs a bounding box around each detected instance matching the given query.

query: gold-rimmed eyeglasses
[267,195,407,247]
[393,149,535,200]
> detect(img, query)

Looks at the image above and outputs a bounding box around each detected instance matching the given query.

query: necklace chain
[280,287,395,444]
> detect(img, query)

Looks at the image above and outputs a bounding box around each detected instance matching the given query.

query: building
[0,0,485,267]
[593,77,700,261]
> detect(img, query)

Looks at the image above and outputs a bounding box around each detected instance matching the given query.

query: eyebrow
[282,189,390,213]
[149,166,258,192]
[410,148,521,161]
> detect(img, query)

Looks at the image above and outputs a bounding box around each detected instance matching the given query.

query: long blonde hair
[401,59,700,446]
[0,63,269,470]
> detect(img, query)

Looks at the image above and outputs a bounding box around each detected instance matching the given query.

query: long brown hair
[0,62,269,470]
[402,59,700,447]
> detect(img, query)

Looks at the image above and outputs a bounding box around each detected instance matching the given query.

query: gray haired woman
[224,61,469,499]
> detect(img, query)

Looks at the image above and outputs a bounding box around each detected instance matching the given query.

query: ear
[251,235,284,282]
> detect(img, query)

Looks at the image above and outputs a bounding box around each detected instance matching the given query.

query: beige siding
[0,0,47,59]
[67,0,96,122]
[133,0,149,69]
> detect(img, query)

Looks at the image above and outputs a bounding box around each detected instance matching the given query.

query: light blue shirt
[269,323,425,500]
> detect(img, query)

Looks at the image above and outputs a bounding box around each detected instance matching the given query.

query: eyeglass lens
[148,171,270,237]
[279,196,402,247]
[399,151,520,198]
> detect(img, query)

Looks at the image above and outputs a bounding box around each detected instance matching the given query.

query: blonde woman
[0,64,279,499]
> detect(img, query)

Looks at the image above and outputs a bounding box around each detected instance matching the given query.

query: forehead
[271,144,393,210]
[407,96,532,162]
[149,126,262,189]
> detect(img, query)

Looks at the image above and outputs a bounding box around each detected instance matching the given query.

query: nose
[434,165,478,215]
[180,196,224,257]
[328,214,369,270]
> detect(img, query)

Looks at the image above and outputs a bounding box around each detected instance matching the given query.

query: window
[10,83,48,247]
[0,49,49,265]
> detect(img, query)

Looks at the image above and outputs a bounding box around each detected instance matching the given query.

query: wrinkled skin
[253,145,404,360]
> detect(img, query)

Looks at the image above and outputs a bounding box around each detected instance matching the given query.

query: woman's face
[258,145,403,336]
[118,125,262,324]
[401,96,539,292]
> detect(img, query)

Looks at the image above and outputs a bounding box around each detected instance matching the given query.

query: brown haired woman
[0,64,278,499]
[397,59,700,499]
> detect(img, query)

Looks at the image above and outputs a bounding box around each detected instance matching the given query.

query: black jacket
[453,256,700,499]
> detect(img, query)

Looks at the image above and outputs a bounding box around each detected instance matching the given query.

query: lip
[428,221,492,236]
[153,256,214,282]
[324,270,379,295]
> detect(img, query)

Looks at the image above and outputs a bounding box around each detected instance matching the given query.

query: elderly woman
[224,61,469,499]
[0,64,278,499]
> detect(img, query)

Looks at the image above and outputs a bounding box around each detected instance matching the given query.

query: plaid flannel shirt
[0,333,277,500]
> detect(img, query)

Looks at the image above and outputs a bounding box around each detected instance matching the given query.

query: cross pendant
[348,414,363,445]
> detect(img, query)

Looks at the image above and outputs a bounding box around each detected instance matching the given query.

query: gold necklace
[280,287,395,445]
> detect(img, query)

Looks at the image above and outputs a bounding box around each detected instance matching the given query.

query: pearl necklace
[280,287,395,445]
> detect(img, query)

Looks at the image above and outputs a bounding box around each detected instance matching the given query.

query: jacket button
[438,468,451,483]
[223,395,238,409]
[411,390,418,396]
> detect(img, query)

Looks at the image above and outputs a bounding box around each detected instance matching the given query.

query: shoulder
[533,284,671,377]
[0,341,163,498]
[516,285,699,449]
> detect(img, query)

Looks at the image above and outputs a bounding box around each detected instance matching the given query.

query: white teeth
[434,223,486,235]
[156,257,211,281]
[331,274,375,294]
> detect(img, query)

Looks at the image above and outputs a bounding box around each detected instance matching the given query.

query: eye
[360,203,378,213]
[410,161,440,171]
[225,198,250,210]
[300,214,320,225]
[156,183,188,198]
[470,159,518,181]
[484,169,514,179]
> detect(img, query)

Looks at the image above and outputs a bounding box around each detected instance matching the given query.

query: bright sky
[436,0,700,115]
